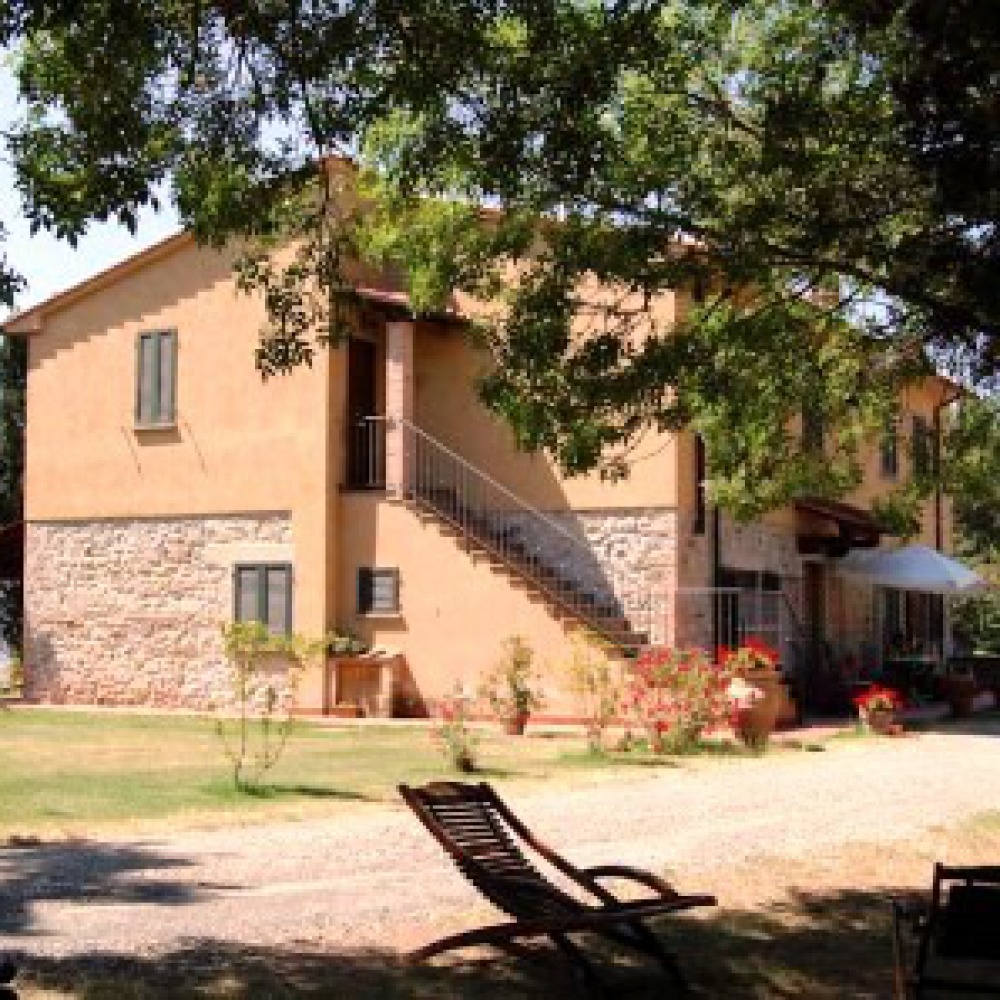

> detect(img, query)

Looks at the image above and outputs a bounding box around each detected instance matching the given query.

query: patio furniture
[399,780,716,996]
[892,863,1000,998]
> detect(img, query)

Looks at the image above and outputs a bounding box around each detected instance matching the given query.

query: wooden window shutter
[234,566,262,624]
[137,333,156,424]
[158,331,177,422]
[265,565,292,635]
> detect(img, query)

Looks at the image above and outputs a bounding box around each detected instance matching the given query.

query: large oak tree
[0,0,996,519]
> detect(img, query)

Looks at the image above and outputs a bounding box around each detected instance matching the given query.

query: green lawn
[0,706,974,839]
[0,708,717,837]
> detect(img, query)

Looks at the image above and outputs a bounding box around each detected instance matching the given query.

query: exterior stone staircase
[411,485,650,652]
[350,416,652,653]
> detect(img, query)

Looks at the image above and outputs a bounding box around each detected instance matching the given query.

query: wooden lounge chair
[399,780,716,995]
[892,863,1000,998]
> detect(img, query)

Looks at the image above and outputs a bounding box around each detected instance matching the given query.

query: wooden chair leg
[589,919,691,995]
[625,920,691,995]
[551,933,609,999]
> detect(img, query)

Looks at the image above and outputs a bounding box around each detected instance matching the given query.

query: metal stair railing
[352,415,663,651]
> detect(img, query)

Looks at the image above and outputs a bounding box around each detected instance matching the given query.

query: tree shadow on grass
[8,885,990,999]
[0,841,206,936]
[235,784,372,801]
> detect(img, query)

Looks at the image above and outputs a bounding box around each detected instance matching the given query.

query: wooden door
[346,338,379,487]
[804,562,826,645]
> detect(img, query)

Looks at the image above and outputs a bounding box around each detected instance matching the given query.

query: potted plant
[727,675,767,747]
[853,684,904,734]
[941,671,978,718]
[479,636,544,735]
[719,638,783,745]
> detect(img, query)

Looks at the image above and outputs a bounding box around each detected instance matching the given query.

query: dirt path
[2,729,999,961]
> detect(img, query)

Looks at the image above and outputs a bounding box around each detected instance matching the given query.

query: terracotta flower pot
[864,708,897,735]
[944,676,977,719]
[734,669,781,745]
[503,711,529,736]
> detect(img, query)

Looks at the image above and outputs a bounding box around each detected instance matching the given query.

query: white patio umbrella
[837,544,987,594]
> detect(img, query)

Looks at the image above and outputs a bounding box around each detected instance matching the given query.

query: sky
[0,61,181,320]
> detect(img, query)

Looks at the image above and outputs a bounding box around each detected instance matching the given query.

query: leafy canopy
[1,0,997,517]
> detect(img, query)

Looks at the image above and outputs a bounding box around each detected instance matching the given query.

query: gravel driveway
[2,729,999,961]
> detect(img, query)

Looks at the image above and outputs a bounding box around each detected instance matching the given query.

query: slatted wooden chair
[893,863,1000,998]
[399,781,716,995]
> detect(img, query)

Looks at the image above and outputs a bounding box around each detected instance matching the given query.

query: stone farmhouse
[2,196,956,719]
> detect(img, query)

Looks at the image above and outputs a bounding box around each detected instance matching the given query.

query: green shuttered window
[234,564,293,635]
[357,567,400,615]
[912,416,933,477]
[136,330,177,426]
[881,418,899,479]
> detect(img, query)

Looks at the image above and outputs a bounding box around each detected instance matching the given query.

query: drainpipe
[932,386,964,553]
[711,506,722,651]
[932,386,964,655]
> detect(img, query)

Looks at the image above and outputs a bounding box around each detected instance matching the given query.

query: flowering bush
[432,687,480,772]
[853,684,904,718]
[624,647,735,753]
[717,636,780,673]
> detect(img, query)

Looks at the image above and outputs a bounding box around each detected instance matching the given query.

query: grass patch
[0,710,793,836]
[3,707,981,838]
[0,710,589,836]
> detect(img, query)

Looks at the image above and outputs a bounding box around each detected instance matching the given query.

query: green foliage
[946,396,1000,652]
[216,621,325,791]
[478,635,544,721]
[625,647,736,754]
[0,336,26,652]
[1,1,997,515]
[562,629,620,752]
[431,686,480,773]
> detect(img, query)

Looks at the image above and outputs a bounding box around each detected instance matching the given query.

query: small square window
[136,330,177,426]
[357,567,400,615]
[233,563,293,635]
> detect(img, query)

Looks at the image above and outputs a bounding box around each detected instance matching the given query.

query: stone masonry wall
[507,508,677,645]
[676,513,804,650]
[24,514,293,709]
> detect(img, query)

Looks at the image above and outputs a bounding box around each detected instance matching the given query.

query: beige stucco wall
[412,324,678,510]
[23,239,338,689]
[336,492,637,716]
